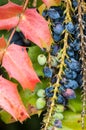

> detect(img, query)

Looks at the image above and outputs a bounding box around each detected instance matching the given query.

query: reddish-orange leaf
[0,76,29,122]
[0,17,19,30]
[42,0,61,7]
[0,36,7,64]
[2,44,40,91]
[0,36,7,48]
[0,2,23,19]
[0,2,52,50]
[18,9,52,50]
[0,2,22,30]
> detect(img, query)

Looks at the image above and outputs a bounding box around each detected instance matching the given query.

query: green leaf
[0,0,7,5]
[20,89,37,107]
[28,46,46,77]
[0,30,10,39]
[35,79,49,92]
[20,78,49,107]
[63,110,86,130]
[0,0,23,5]
[0,110,15,124]
[68,89,82,113]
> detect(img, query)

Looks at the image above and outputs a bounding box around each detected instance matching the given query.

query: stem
[78,0,86,129]
[42,1,72,129]
[32,0,37,7]
[23,0,29,11]
[43,32,68,130]
[7,28,16,46]
[7,0,29,46]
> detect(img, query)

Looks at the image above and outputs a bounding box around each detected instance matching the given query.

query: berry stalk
[77,0,86,129]
[42,0,73,129]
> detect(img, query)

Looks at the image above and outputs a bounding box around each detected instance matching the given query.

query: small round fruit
[53,113,64,120]
[37,54,47,65]
[37,89,45,98]
[51,56,57,67]
[36,98,46,109]
[55,104,64,113]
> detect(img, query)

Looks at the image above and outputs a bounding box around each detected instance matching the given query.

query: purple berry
[54,119,62,128]
[62,88,76,99]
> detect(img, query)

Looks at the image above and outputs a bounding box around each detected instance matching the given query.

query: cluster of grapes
[36,0,86,129]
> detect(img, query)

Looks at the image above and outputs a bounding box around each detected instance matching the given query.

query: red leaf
[18,9,52,50]
[0,76,29,122]
[42,0,61,7]
[0,2,22,30]
[0,2,23,19]
[0,2,52,50]
[0,36,7,63]
[0,17,19,30]
[2,44,40,91]
[0,36,7,48]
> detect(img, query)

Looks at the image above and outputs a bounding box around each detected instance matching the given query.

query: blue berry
[51,76,57,84]
[60,78,67,85]
[45,86,54,97]
[65,58,81,72]
[54,119,62,128]
[64,79,79,89]
[59,86,65,93]
[67,47,74,57]
[72,0,78,8]
[53,33,61,42]
[10,31,31,47]
[53,23,64,35]
[43,67,53,78]
[47,8,60,19]
[65,22,75,34]
[51,44,59,55]
[57,94,67,105]
[69,39,80,51]
[62,88,76,99]
[42,10,48,19]
[76,73,83,86]
[65,68,77,79]
[10,31,20,43]
[83,14,86,21]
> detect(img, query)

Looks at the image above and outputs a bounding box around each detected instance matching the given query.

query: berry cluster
[10,31,31,47]
[42,4,82,103]
[36,0,86,129]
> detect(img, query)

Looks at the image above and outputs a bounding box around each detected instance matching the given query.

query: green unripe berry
[37,89,45,98]
[53,113,64,120]
[55,105,64,113]
[51,56,57,67]
[36,98,46,109]
[37,54,47,65]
